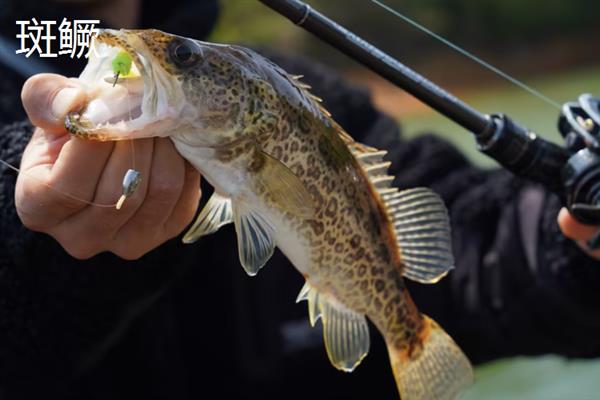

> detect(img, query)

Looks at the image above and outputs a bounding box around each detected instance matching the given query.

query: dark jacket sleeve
[0,120,203,395]
[264,50,600,365]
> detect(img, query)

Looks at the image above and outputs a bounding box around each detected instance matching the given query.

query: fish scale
[65,28,473,400]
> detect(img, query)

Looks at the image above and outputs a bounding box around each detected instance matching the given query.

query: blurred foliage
[211,0,600,63]
[210,0,299,45]
[463,355,600,400]
[400,66,600,166]
[402,64,600,167]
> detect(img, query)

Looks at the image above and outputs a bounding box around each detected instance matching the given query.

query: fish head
[66,29,251,145]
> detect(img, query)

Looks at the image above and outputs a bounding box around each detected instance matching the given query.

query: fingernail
[51,87,82,120]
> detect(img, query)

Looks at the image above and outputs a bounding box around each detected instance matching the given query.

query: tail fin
[387,315,473,400]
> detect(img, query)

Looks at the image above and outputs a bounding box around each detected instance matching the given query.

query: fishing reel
[476,94,600,246]
[559,94,600,225]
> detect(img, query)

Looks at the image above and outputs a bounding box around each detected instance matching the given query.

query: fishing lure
[0,50,141,211]
[116,169,141,210]
[111,50,133,87]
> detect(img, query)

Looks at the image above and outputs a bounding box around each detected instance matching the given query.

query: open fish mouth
[65,29,183,141]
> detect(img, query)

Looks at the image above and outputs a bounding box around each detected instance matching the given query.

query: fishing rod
[258,0,600,238]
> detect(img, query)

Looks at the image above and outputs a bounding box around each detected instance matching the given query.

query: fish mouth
[65,29,183,141]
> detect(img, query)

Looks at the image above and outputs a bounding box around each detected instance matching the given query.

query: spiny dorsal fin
[353,148,388,165]
[352,146,396,191]
[287,72,350,138]
[309,93,323,103]
[296,281,370,372]
[319,105,332,118]
[364,161,392,175]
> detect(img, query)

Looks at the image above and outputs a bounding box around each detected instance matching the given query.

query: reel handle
[560,95,600,225]
[473,95,600,227]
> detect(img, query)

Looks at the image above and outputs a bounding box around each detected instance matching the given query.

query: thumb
[557,207,598,241]
[21,73,87,133]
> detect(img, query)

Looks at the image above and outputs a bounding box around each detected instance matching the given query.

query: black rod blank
[258,0,493,135]
[258,0,571,195]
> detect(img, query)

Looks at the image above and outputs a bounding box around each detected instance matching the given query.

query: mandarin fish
[65,29,473,399]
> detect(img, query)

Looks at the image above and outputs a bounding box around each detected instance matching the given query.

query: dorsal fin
[353,148,389,165]
[287,72,351,136]
[289,70,455,283]
[352,146,397,192]
[385,188,455,283]
[349,142,455,284]
[364,161,392,175]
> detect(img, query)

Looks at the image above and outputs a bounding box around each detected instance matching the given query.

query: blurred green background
[211,0,600,166]
[211,0,600,397]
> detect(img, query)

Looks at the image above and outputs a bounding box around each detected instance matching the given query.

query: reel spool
[560,95,600,225]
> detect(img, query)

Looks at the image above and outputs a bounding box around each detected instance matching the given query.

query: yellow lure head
[112,50,133,77]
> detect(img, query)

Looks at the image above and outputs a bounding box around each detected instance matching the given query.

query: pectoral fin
[182,192,232,243]
[228,149,314,276]
[233,201,276,276]
[253,151,315,220]
[297,281,370,372]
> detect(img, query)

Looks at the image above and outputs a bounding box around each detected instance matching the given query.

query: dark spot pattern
[71,29,429,358]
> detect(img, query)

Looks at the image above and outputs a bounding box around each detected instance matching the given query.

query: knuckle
[111,243,149,261]
[51,226,107,260]
[109,227,166,260]
[45,175,93,211]
[22,73,85,130]
[17,173,86,219]
[21,74,48,107]
[162,224,182,243]
[147,177,182,205]
[15,181,55,231]
[18,213,46,232]
[21,74,60,126]
[62,242,101,260]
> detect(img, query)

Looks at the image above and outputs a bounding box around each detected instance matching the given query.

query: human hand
[557,207,600,260]
[17,73,201,260]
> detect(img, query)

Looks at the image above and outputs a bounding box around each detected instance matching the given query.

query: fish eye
[168,39,199,68]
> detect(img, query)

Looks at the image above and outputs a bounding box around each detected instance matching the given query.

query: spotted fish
[66,29,473,399]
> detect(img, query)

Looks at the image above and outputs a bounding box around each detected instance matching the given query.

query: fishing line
[368,0,562,110]
[114,76,142,210]
[125,78,137,170]
[0,158,117,208]
[0,81,141,210]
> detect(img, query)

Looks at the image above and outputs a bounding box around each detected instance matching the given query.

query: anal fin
[182,192,232,243]
[297,282,370,372]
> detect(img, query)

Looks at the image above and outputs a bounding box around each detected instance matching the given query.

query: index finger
[19,73,116,213]
[557,207,599,241]
[21,73,87,133]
